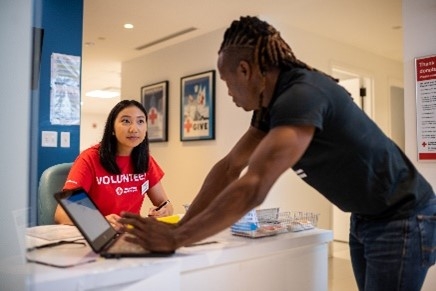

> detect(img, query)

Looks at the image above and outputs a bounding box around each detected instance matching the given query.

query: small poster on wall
[141,81,169,142]
[50,53,81,125]
[415,54,436,161]
[180,70,215,141]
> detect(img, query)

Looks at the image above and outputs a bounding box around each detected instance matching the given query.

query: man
[121,16,436,290]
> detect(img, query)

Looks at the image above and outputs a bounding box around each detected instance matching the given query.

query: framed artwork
[180,70,215,141]
[141,80,169,142]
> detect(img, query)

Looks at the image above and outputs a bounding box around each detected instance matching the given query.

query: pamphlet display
[231,208,319,238]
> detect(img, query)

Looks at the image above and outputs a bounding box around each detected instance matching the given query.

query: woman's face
[113,105,147,156]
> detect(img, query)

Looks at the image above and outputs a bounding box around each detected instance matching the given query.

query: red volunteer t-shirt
[63,144,164,216]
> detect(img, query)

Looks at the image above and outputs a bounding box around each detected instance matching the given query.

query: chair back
[38,162,73,225]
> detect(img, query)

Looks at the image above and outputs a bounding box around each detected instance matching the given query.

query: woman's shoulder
[148,154,160,165]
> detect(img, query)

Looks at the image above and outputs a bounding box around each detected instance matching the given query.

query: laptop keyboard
[107,233,149,254]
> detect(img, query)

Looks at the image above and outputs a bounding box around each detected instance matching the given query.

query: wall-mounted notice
[50,53,81,125]
[415,54,436,161]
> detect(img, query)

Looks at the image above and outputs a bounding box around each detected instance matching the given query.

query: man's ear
[238,60,251,78]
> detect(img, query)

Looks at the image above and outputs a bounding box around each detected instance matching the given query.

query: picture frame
[141,80,169,142]
[180,70,215,141]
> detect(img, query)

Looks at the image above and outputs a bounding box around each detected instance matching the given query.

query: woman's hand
[148,200,173,217]
[105,213,123,232]
[147,182,174,217]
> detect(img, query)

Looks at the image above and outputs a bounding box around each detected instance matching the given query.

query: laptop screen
[55,188,118,252]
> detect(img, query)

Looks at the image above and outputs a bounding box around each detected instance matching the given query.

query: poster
[50,53,81,125]
[141,81,168,142]
[415,54,436,161]
[180,70,215,141]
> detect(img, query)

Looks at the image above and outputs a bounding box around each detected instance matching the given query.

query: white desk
[24,228,332,291]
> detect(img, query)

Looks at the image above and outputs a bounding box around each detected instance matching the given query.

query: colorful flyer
[415,54,436,161]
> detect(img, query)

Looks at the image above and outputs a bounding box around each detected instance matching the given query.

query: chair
[38,162,73,225]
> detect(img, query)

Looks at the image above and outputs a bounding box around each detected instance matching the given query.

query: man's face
[217,52,263,111]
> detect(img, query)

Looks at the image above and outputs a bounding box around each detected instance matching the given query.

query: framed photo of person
[141,80,169,142]
[180,70,215,141]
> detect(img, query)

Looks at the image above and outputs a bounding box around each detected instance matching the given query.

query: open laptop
[54,187,174,258]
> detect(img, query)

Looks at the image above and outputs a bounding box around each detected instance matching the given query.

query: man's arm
[121,124,315,252]
[179,126,266,224]
[173,124,315,245]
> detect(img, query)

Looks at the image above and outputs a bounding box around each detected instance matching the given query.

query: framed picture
[141,80,169,142]
[180,70,215,141]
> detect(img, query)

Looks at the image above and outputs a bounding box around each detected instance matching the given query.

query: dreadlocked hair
[99,100,150,174]
[219,16,338,82]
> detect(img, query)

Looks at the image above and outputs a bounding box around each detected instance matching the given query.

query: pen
[155,199,170,211]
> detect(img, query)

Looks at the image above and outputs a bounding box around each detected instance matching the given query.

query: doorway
[390,86,405,151]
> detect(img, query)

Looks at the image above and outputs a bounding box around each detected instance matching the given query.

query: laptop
[54,187,174,258]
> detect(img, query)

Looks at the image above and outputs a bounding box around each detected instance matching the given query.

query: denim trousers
[349,197,436,291]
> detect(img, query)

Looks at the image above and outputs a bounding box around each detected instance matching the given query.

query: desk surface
[21,227,332,291]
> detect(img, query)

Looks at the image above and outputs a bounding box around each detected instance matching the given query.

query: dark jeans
[349,197,436,291]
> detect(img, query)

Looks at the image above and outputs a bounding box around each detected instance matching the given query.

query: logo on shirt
[115,186,138,195]
[295,169,307,179]
[116,187,124,195]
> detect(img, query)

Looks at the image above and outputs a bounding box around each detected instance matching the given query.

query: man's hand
[120,212,178,253]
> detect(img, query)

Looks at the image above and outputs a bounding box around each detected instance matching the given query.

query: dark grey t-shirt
[252,68,434,219]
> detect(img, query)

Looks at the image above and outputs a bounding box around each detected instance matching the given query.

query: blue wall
[31,0,83,224]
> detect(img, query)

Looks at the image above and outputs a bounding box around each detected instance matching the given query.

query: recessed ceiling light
[124,23,134,29]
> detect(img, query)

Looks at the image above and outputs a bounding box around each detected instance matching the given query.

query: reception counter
[25,227,333,291]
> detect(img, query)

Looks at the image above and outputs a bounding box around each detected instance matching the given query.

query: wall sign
[415,54,436,161]
[50,53,81,125]
[180,70,215,141]
[141,80,169,142]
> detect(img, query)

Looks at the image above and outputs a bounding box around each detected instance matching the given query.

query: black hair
[99,99,149,174]
[219,16,337,81]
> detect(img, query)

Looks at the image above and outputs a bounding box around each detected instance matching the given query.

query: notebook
[54,187,174,258]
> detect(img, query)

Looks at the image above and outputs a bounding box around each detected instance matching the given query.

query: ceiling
[81,0,403,114]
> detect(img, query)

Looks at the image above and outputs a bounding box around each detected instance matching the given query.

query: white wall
[80,112,108,151]
[403,0,436,289]
[122,22,403,230]
[0,0,32,290]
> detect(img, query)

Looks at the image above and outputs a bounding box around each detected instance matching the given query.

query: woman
[54,100,173,231]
